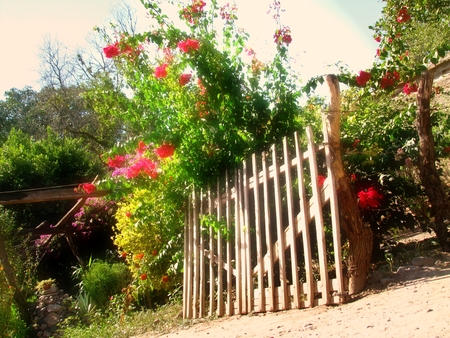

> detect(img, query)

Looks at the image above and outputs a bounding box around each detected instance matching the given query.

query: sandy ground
[136,233,450,338]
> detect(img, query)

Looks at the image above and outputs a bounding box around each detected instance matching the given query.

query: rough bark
[324,75,373,294]
[416,71,450,252]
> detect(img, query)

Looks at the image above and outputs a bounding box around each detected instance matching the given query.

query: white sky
[0,0,384,98]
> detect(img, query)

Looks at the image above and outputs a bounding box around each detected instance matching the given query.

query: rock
[367,270,384,284]
[47,304,63,312]
[43,286,59,295]
[396,265,419,274]
[43,312,60,326]
[411,257,435,267]
[380,278,396,286]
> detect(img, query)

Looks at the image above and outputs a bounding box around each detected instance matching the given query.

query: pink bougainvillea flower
[154,63,168,78]
[273,26,292,45]
[397,7,411,23]
[357,187,383,209]
[155,143,175,159]
[355,71,371,86]
[403,82,418,95]
[177,38,200,53]
[103,42,120,58]
[179,73,192,86]
[374,36,381,43]
[79,183,96,194]
[126,158,158,179]
[107,155,126,168]
[317,175,326,188]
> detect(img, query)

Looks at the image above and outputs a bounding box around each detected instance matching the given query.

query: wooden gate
[183,126,346,319]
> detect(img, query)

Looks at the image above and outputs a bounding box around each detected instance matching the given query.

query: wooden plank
[199,192,206,317]
[193,191,200,318]
[252,153,265,312]
[272,144,288,310]
[322,115,345,303]
[185,195,194,319]
[262,151,275,311]
[183,206,189,318]
[216,177,224,316]
[295,131,314,308]
[208,188,215,316]
[306,126,331,305]
[0,187,110,205]
[225,171,233,316]
[243,160,253,313]
[283,136,300,309]
[235,168,242,314]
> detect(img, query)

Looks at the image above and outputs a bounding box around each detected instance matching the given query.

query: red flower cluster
[154,64,168,79]
[403,82,418,95]
[397,7,411,23]
[75,183,97,194]
[179,73,192,86]
[357,187,383,209]
[103,41,141,58]
[380,71,400,89]
[126,157,158,179]
[177,38,200,53]
[318,175,326,188]
[107,155,126,168]
[273,26,292,45]
[355,71,371,86]
[154,143,175,159]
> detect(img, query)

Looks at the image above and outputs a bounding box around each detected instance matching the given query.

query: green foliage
[82,261,132,308]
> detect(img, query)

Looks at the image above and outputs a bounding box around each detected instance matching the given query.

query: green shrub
[82,261,131,308]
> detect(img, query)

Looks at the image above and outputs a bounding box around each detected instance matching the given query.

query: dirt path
[141,265,450,338]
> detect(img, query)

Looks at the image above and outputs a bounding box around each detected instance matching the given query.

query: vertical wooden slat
[208,188,215,316]
[283,136,300,309]
[294,132,314,308]
[183,198,191,318]
[216,177,224,316]
[192,191,201,318]
[262,151,275,311]
[252,153,265,312]
[272,145,288,310]
[243,159,253,313]
[199,191,206,317]
[235,168,242,314]
[306,127,330,304]
[225,171,233,315]
[322,116,345,303]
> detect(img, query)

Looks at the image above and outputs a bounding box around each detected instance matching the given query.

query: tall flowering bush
[94,0,304,297]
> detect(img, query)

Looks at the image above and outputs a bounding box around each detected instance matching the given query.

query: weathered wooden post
[324,74,373,294]
[416,71,450,252]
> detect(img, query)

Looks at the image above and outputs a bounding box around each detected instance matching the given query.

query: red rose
[355,71,371,86]
[397,7,411,23]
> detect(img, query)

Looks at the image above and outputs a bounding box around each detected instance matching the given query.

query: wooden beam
[0,187,110,205]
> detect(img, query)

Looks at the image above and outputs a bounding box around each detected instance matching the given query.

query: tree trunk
[324,74,373,294]
[0,227,30,325]
[416,71,450,252]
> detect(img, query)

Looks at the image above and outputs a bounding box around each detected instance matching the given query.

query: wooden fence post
[324,74,372,295]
